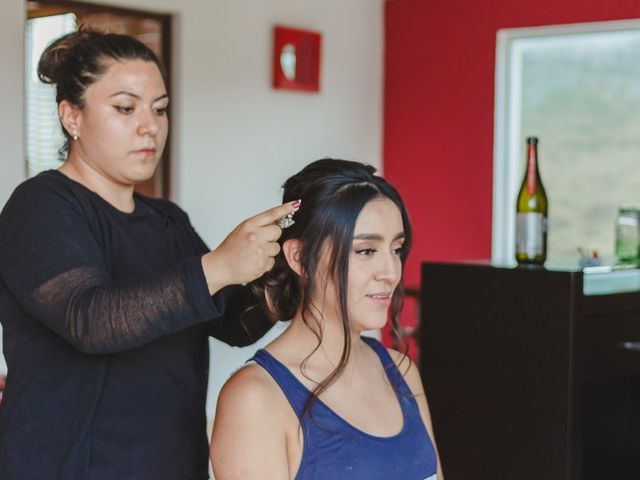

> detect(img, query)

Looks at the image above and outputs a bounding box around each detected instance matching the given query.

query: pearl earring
[72,132,79,141]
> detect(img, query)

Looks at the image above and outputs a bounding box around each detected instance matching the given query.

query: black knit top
[0,170,269,479]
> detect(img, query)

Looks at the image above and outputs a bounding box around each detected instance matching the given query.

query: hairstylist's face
[71,59,168,186]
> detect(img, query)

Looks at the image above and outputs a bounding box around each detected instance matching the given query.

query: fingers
[255,223,283,243]
[250,200,301,227]
[246,225,281,264]
[265,241,281,258]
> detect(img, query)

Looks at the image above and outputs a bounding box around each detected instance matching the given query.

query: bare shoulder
[211,363,293,479]
[216,362,284,417]
[386,348,425,397]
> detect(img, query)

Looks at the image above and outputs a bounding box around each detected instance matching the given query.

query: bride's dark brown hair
[249,158,412,417]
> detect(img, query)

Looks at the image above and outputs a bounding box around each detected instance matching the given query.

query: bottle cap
[526,137,538,145]
[618,207,640,217]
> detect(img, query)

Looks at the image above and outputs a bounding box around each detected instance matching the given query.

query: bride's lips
[366,292,392,306]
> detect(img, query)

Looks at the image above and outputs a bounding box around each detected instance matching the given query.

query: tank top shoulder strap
[249,349,309,418]
[360,336,413,397]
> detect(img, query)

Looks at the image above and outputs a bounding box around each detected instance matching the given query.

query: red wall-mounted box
[272,25,321,93]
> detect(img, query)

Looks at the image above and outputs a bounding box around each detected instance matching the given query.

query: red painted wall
[382,0,640,353]
[384,0,640,287]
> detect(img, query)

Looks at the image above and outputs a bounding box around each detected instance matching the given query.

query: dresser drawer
[579,312,640,381]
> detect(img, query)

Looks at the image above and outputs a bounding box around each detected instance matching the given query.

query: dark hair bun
[37,28,97,85]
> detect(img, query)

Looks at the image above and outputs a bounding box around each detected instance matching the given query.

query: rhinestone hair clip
[277,213,295,229]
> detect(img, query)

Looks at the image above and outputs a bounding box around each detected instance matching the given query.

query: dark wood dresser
[420,262,640,480]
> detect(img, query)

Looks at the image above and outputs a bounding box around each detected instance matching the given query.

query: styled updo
[38,27,165,149]
[249,158,412,416]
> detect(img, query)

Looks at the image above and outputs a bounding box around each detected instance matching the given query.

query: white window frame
[492,19,640,265]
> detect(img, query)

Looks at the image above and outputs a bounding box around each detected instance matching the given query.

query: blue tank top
[251,336,438,480]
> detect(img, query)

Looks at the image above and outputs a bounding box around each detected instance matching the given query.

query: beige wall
[0,1,25,208]
[0,0,384,417]
[0,0,24,375]
[84,0,384,246]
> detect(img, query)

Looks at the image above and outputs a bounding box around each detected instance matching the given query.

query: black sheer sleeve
[0,179,222,355]
[176,215,275,346]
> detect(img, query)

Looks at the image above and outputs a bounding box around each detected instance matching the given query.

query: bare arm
[389,349,445,479]
[210,365,291,480]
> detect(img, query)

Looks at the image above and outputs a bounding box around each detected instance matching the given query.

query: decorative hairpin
[277,213,295,229]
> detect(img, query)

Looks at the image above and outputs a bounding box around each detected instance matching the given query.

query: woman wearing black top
[0,29,297,479]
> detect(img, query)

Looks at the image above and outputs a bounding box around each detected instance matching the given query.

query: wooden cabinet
[420,262,640,480]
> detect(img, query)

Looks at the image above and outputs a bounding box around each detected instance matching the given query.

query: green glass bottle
[515,137,548,265]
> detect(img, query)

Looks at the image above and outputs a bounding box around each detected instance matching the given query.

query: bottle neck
[526,143,538,195]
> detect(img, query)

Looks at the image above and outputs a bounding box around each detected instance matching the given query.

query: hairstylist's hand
[202,201,300,294]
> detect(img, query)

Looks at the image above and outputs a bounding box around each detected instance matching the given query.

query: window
[493,20,640,266]
[25,13,76,177]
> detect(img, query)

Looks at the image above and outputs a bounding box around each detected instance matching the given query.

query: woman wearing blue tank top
[210,159,443,479]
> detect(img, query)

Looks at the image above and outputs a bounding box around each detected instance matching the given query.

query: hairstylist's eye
[115,106,134,114]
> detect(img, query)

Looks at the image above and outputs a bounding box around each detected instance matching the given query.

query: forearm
[33,258,221,354]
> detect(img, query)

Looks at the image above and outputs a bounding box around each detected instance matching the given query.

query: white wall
[0,0,384,419]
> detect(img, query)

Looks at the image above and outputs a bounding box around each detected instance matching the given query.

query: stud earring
[72,132,79,141]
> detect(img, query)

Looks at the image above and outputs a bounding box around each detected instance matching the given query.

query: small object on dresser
[577,247,602,268]
[615,207,640,265]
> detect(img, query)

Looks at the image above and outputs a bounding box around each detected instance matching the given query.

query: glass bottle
[615,208,640,264]
[515,137,548,265]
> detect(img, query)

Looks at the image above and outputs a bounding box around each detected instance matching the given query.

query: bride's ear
[282,239,302,276]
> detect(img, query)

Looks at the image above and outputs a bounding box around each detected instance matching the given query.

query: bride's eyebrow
[353,232,404,241]
[353,233,382,241]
